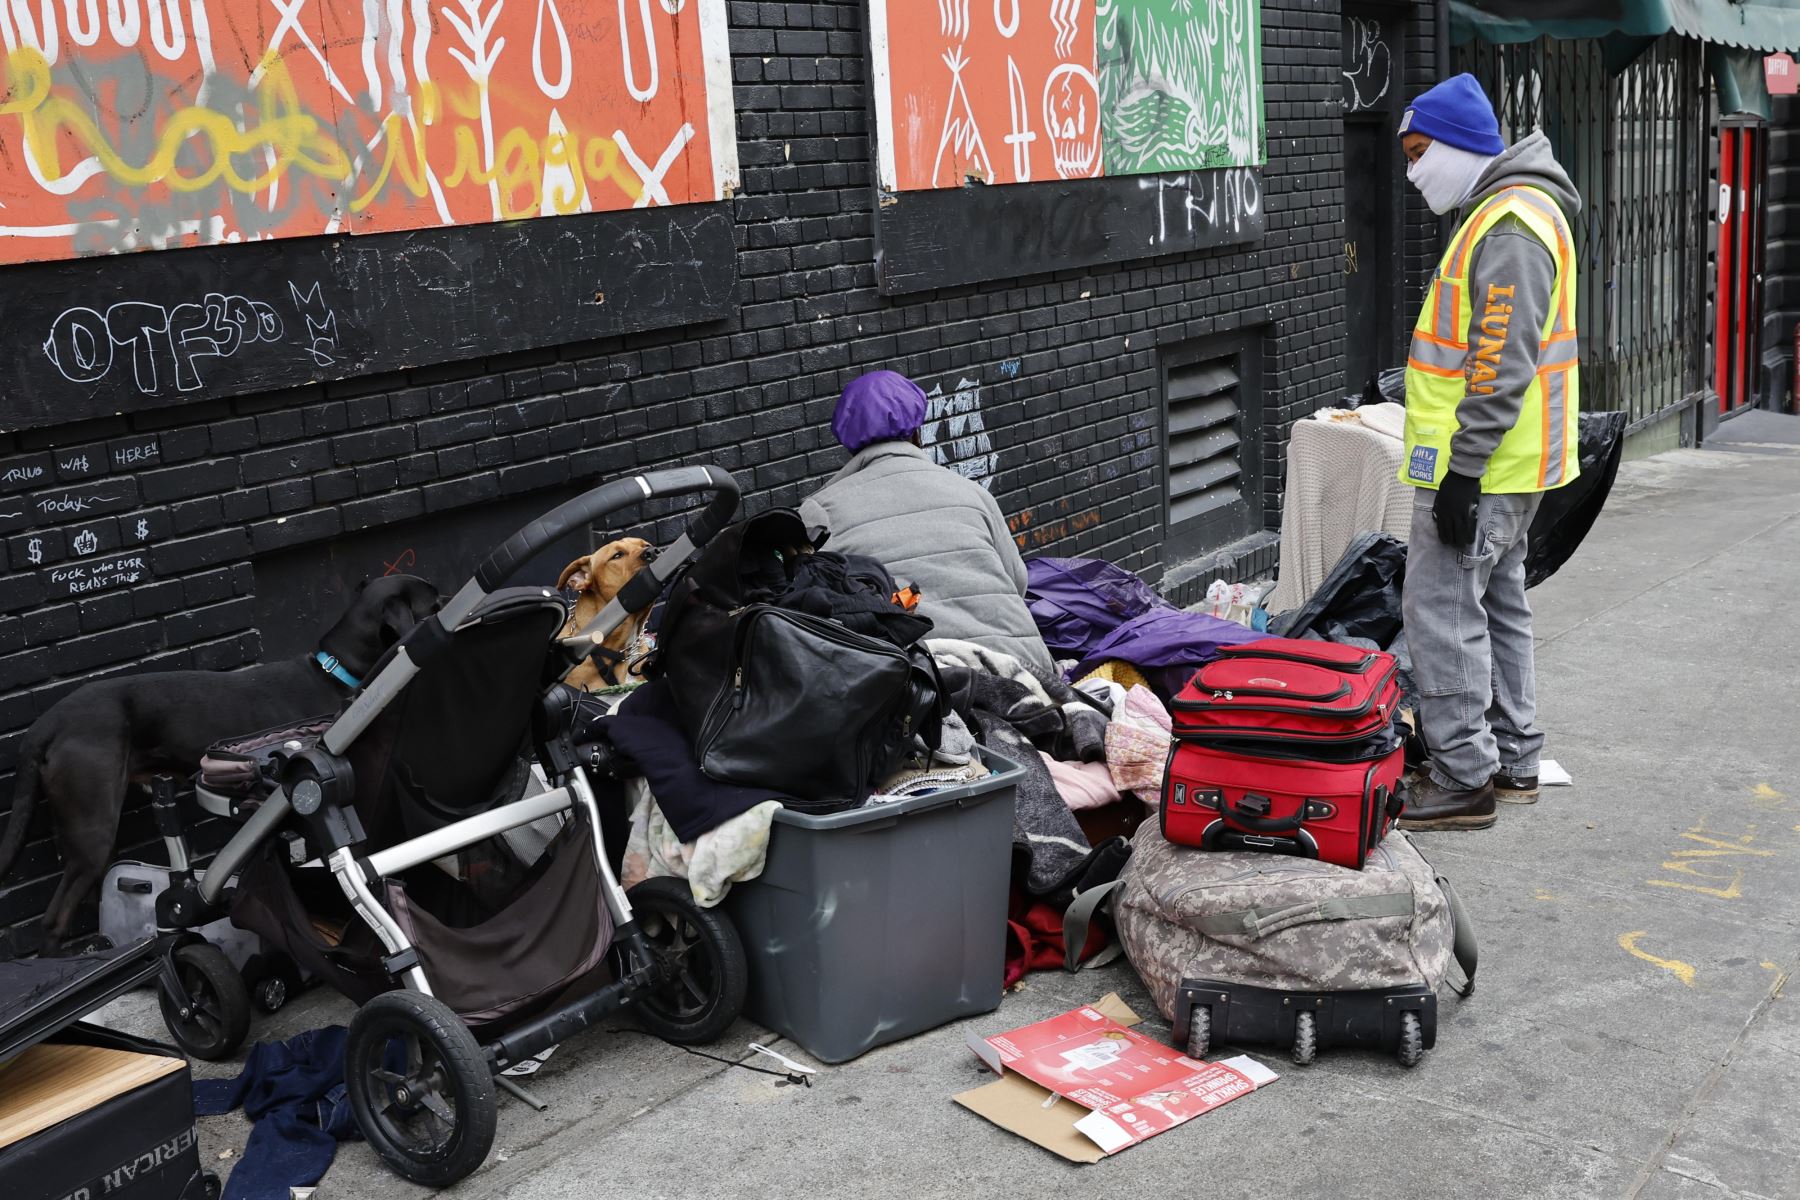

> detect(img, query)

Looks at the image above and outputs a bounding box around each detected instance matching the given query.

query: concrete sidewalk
[99,438,1800,1199]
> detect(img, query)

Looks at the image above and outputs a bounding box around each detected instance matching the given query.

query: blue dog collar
[315,651,362,690]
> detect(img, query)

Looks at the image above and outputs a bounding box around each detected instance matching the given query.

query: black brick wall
[0,0,1437,947]
[1403,2,1446,302]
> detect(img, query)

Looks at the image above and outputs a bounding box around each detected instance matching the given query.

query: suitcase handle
[1217,793,1331,834]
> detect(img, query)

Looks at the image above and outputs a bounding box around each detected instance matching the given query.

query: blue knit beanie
[1400,73,1504,156]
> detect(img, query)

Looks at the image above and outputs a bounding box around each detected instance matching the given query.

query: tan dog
[557,537,659,691]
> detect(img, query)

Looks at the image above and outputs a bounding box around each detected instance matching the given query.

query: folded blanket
[621,779,782,908]
[931,641,1114,894]
[1103,684,1173,802]
[1041,755,1121,811]
[928,638,1109,760]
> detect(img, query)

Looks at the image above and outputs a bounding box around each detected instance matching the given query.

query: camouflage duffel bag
[1114,822,1475,1066]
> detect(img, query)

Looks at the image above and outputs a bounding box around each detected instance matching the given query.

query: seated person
[799,370,1057,678]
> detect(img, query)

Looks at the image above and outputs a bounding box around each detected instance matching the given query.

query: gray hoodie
[1448,130,1583,480]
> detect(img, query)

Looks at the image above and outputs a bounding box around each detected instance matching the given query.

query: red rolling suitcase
[1172,639,1400,748]
[1162,639,1406,869]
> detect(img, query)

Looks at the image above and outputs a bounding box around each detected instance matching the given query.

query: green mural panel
[1098,0,1267,174]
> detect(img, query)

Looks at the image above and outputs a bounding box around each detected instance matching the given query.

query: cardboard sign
[954,994,1277,1162]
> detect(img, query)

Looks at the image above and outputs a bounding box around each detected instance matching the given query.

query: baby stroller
[148,466,748,1186]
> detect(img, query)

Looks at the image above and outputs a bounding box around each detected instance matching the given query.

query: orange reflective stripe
[1539,330,1579,367]
[1414,328,1466,350]
[1449,194,1511,276]
[1534,362,1575,488]
[1408,356,1464,379]
[1505,188,1577,329]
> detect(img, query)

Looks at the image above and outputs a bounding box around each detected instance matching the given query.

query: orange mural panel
[0,0,737,266]
[879,0,1099,191]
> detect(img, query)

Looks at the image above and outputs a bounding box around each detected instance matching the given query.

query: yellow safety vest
[1401,184,1581,493]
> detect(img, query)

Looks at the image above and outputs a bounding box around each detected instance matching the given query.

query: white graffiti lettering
[41,283,340,395]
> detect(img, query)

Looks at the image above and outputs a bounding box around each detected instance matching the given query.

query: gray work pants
[1403,490,1545,790]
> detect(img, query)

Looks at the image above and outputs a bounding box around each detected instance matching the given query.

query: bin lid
[771,747,1025,830]
[0,939,163,1064]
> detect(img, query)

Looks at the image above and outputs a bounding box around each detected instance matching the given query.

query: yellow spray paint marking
[1645,818,1773,899]
[1751,783,1784,800]
[1762,961,1781,971]
[1533,889,1556,901]
[1619,932,1696,988]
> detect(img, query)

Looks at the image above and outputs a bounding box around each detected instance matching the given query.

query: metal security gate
[1455,35,1709,427]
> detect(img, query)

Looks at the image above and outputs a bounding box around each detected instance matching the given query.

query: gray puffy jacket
[799,442,1056,676]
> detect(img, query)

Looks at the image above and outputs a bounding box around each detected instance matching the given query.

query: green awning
[1451,0,1800,52]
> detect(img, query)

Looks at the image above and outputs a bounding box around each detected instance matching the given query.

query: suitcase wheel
[1185,1006,1212,1059]
[1396,1010,1424,1068]
[1291,1010,1317,1066]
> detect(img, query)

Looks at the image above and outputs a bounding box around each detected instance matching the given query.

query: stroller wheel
[626,877,748,1045]
[158,942,250,1061]
[345,991,495,1187]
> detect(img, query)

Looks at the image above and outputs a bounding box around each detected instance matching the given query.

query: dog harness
[315,651,362,690]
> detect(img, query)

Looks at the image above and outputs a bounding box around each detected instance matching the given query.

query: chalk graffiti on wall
[920,376,999,488]
[870,0,1263,192]
[0,0,739,265]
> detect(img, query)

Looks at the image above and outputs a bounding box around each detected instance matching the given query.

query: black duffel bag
[648,507,944,805]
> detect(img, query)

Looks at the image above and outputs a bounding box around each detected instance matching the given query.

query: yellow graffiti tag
[0,51,649,219]
[0,48,349,193]
[1619,932,1696,988]
[1645,818,1773,900]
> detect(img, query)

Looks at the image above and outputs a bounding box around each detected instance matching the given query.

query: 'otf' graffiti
[0,0,738,265]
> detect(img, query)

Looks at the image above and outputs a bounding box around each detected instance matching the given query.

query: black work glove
[1432,470,1481,549]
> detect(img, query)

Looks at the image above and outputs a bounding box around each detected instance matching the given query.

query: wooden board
[873,169,1265,294]
[0,1042,184,1151]
[0,203,739,432]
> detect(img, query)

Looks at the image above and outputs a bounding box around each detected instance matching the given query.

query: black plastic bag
[1270,532,1408,649]
[1363,367,1406,408]
[1524,410,1628,588]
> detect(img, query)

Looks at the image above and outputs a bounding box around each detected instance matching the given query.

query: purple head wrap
[831,370,930,453]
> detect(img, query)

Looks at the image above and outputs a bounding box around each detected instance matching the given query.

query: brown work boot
[1493,770,1540,804]
[1398,775,1498,830]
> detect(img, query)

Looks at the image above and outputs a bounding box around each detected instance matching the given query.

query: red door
[1714,124,1768,414]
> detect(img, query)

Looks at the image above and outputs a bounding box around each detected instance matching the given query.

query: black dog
[0,574,442,950]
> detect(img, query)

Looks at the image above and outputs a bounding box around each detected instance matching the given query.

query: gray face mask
[1405,140,1496,216]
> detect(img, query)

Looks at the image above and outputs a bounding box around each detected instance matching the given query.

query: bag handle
[1219,793,1331,835]
[1193,892,1414,939]
[1436,873,1478,998]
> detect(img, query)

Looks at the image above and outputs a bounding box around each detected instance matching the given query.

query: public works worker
[1393,74,1582,831]
[799,369,1057,679]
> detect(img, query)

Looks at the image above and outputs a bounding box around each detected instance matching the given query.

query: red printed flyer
[967,999,1278,1156]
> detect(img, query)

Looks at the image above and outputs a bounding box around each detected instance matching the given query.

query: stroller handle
[473,465,741,592]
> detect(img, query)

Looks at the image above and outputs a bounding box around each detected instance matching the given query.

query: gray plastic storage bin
[724,749,1021,1063]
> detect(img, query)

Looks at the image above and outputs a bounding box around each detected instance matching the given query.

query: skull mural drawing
[1042,64,1103,179]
